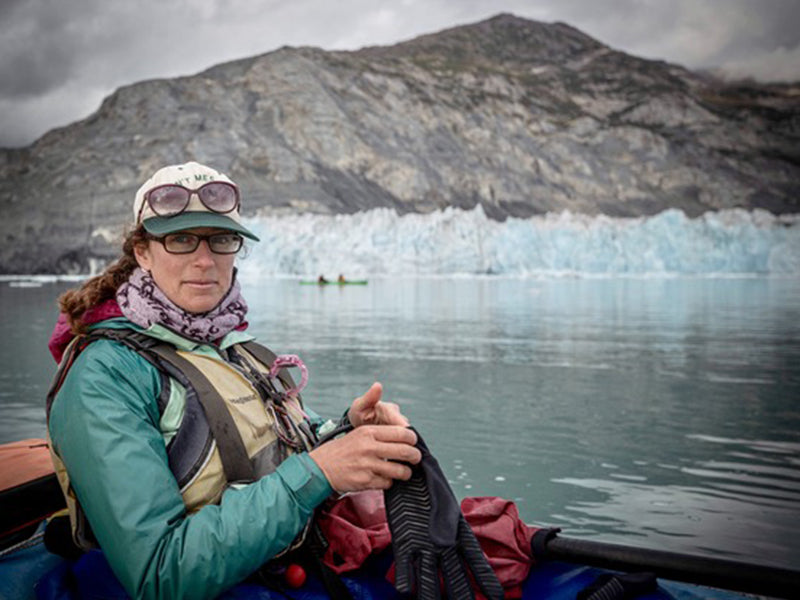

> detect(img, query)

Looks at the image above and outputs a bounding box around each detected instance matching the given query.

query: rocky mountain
[1,13,798,274]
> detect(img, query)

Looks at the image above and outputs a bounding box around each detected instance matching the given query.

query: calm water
[1,277,799,571]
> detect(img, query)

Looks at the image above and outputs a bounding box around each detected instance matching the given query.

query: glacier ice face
[237,207,800,279]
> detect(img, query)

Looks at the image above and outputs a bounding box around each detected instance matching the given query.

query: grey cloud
[721,43,800,82]
[0,2,82,98]
[1,0,798,148]
[0,0,27,22]
[699,0,800,64]
[0,49,76,99]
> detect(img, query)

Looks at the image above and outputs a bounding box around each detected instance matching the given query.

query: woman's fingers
[349,383,412,427]
[367,423,417,446]
[376,401,410,426]
[348,382,383,427]
[308,425,420,493]
[371,457,414,481]
[349,425,421,465]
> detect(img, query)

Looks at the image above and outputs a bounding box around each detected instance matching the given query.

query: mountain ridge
[1,13,798,274]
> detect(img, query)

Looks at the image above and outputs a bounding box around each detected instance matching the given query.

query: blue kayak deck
[524,560,757,600]
[1,528,762,600]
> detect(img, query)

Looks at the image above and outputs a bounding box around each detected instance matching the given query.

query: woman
[46,161,421,599]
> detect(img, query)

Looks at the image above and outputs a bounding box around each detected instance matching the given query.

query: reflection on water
[0,281,62,441]
[2,276,799,570]
[554,434,800,562]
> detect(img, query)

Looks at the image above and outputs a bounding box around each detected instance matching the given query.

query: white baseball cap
[133,161,259,241]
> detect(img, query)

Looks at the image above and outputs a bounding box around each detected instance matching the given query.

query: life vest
[45,327,317,552]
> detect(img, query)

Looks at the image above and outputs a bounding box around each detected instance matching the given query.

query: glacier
[237,207,800,279]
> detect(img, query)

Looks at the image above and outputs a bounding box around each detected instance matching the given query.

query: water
[1,276,799,572]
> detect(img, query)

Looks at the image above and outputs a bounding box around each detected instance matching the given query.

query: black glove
[577,571,657,600]
[384,428,504,600]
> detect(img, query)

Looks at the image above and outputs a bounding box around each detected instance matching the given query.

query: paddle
[532,529,800,599]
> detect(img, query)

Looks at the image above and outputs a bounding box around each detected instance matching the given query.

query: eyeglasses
[147,232,244,254]
[140,182,239,220]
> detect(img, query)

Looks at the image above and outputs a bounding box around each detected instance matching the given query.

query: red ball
[285,563,307,588]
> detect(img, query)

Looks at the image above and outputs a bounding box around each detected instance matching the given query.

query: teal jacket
[48,318,333,600]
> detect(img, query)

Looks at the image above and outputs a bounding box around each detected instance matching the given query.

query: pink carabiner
[269,354,308,397]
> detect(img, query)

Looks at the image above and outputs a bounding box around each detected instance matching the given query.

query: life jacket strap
[147,344,256,485]
[47,328,261,486]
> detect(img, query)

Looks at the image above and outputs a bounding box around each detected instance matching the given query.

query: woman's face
[134,227,237,314]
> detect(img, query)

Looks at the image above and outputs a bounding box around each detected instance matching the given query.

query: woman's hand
[309,425,421,493]
[347,382,409,427]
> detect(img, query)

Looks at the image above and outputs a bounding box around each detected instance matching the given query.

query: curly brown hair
[57,226,149,335]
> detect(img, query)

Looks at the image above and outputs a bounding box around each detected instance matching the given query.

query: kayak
[2,439,798,600]
[299,280,368,285]
[21,548,774,600]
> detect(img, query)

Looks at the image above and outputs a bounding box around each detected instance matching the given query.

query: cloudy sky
[1,0,798,148]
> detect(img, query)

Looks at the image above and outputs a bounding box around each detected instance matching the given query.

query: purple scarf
[117,268,248,343]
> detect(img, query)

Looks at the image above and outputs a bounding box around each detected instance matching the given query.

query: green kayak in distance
[299,279,368,285]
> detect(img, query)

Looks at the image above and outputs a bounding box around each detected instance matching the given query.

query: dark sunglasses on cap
[147,232,244,254]
[140,182,240,221]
